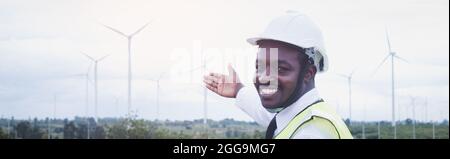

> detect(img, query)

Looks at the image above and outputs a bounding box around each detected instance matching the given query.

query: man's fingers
[205,84,218,93]
[209,72,225,78]
[203,75,218,85]
[205,73,223,84]
[203,78,217,87]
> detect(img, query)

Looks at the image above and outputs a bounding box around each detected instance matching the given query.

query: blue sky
[0,0,448,122]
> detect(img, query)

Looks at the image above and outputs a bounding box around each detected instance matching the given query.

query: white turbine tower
[102,22,150,117]
[51,94,56,139]
[362,103,366,139]
[148,72,166,120]
[377,121,381,139]
[425,98,435,139]
[69,64,93,139]
[7,116,10,138]
[424,97,427,123]
[84,65,92,139]
[409,96,418,139]
[202,54,208,135]
[182,54,213,137]
[373,29,408,139]
[82,52,110,122]
[337,69,356,125]
[178,53,214,138]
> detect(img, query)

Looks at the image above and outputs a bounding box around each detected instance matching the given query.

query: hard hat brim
[247,37,266,46]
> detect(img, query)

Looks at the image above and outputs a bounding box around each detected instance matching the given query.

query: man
[203,11,352,139]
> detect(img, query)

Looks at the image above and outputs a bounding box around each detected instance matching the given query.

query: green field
[0,117,448,139]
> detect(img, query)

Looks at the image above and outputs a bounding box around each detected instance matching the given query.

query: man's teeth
[260,88,277,95]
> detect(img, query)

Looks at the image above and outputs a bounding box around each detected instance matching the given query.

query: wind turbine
[102,22,150,117]
[148,72,166,120]
[432,120,436,139]
[180,54,214,136]
[67,63,93,139]
[337,69,356,125]
[425,98,435,139]
[50,94,56,139]
[7,116,10,138]
[201,52,209,138]
[83,65,92,139]
[377,121,381,139]
[373,29,408,139]
[184,55,214,138]
[362,103,366,139]
[431,103,436,139]
[82,52,110,122]
[424,97,428,123]
[47,117,50,139]
[409,96,417,139]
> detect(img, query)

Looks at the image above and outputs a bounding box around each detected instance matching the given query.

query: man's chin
[260,100,281,109]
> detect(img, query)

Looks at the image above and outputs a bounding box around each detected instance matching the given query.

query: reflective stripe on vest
[274,101,353,139]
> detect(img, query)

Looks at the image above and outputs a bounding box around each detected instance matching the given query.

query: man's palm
[203,65,243,98]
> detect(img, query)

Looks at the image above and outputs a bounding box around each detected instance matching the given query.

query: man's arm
[203,64,273,127]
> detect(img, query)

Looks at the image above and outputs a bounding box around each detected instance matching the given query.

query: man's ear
[303,65,317,84]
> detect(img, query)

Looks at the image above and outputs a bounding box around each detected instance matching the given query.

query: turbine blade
[394,55,409,63]
[102,24,128,37]
[372,54,390,76]
[130,22,150,37]
[185,56,215,73]
[97,54,111,62]
[174,56,215,75]
[385,28,392,53]
[81,52,95,61]
[350,68,357,77]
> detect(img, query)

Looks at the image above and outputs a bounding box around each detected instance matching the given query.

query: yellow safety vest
[274,101,353,139]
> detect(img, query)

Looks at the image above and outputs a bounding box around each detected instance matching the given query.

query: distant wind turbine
[409,96,417,139]
[67,63,93,139]
[50,94,56,139]
[7,116,10,138]
[362,103,366,139]
[337,68,356,125]
[377,121,381,139]
[82,52,110,122]
[102,22,151,117]
[148,72,166,120]
[373,28,409,139]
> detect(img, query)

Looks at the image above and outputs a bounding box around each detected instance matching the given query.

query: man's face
[254,40,303,109]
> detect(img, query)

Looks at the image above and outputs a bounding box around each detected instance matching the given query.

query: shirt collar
[274,88,321,134]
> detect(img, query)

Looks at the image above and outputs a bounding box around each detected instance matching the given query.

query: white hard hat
[247,11,328,73]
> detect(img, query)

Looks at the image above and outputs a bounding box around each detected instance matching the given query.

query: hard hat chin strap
[305,48,323,71]
[265,54,311,113]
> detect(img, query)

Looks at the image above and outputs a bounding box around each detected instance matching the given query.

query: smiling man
[203,11,352,139]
